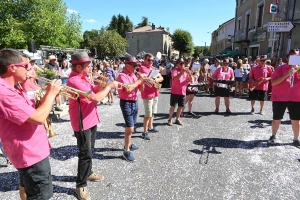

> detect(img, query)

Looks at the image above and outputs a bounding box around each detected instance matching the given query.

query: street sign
[268,21,296,32]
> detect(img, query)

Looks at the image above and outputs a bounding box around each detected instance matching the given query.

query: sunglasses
[7,62,29,69]
[147,59,154,62]
[179,63,184,65]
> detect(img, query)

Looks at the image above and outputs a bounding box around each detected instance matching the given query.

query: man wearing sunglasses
[117,56,146,162]
[249,55,272,115]
[0,48,63,200]
[168,59,192,126]
[139,53,163,139]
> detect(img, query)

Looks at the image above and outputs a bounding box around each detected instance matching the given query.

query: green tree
[193,46,202,57]
[0,0,82,49]
[172,29,194,58]
[136,16,148,28]
[108,15,118,30]
[95,30,128,59]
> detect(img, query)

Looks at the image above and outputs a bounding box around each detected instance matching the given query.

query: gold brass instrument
[93,75,131,92]
[250,78,264,91]
[34,91,56,138]
[27,74,92,100]
[145,78,162,89]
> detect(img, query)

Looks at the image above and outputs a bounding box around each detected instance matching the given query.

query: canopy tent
[219,49,232,55]
[224,50,246,57]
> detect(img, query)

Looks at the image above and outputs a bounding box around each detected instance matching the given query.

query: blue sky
[64,0,236,47]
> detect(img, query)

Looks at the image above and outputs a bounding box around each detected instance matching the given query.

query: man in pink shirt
[212,59,235,114]
[67,51,118,200]
[268,49,300,148]
[168,58,192,126]
[0,48,62,200]
[117,56,146,162]
[139,53,163,140]
[249,55,273,115]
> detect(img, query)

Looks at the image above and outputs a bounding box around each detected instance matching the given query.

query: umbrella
[224,50,246,57]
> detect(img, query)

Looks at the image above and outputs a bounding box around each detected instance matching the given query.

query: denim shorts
[61,78,68,85]
[120,99,138,127]
[17,157,53,200]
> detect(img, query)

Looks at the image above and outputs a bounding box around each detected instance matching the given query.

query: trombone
[27,74,92,100]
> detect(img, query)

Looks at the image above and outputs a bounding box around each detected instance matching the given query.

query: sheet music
[148,70,160,78]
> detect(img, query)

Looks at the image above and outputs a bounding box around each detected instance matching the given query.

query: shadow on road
[248,119,291,129]
[50,145,122,161]
[190,138,291,164]
[0,171,76,197]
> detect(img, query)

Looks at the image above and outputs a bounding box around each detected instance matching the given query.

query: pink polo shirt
[67,70,100,132]
[171,67,190,95]
[139,65,159,99]
[213,67,234,86]
[271,64,300,102]
[0,78,50,169]
[117,69,139,101]
[249,65,272,91]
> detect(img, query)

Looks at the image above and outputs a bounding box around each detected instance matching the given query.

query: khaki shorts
[143,97,158,117]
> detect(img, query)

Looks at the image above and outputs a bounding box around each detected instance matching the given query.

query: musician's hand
[46,79,63,96]
[109,81,119,89]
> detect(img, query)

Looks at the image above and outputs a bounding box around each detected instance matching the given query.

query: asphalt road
[1,88,300,200]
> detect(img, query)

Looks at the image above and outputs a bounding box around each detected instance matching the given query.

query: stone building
[125,24,172,58]
[234,0,299,58]
[211,18,235,56]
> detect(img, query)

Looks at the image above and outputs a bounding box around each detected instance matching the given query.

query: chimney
[152,23,155,30]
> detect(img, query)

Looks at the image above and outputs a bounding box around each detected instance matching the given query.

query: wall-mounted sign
[273,17,282,22]
[252,31,267,42]
[269,4,278,14]
[268,21,296,32]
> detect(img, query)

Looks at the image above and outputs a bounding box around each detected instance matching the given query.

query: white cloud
[67,8,78,14]
[86,19,97,23]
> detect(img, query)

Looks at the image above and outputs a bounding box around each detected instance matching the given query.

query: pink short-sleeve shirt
[139,65,159,99]
[213,67,234,86]
[0,78,50,168]
[249,65,272,91]
[271,64,300,102]
[67,70,100,132]
[170,68,190,95]
[117,69,139,101]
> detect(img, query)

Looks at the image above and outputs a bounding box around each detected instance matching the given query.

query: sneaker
[174,119,184,126]
[215,108,219,114]
[6,159,11,165]
[128,144,139,151]
[260,110,264,115]
[76,187,91,200]
[293,139,300,148]
[55,106,63,111]
[250,108,254,115]
[267,135,276,145]
[123,150,135,162]
[226,109,232,114]
[148,127,159,132]
[142,132,150,140]
[87,173,104,182]
[167,120,173,126]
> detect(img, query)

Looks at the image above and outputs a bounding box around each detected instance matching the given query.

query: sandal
[167,119,173,126]
[174,119,184,126]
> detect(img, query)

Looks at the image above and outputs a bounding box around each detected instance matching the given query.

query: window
[238,19,241,30]
[257,4,264,27]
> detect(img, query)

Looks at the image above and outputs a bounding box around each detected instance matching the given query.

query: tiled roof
[132,25,165,33]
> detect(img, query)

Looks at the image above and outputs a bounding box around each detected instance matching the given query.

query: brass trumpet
[93,75,131,92]
[250,78,264,91]
[27,74,92,100]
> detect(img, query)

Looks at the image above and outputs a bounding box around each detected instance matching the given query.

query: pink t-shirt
[22,68,40,92]
[171,67,190,95]
[271,63,300,102]
[67,70,100,132]
[249,65,272,91]
[213,67,234,86]
[117,69,139,101]
[0,78,50,168]
[139,65,159,99]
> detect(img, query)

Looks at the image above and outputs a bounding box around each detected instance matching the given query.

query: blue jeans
[0,141,8,160]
